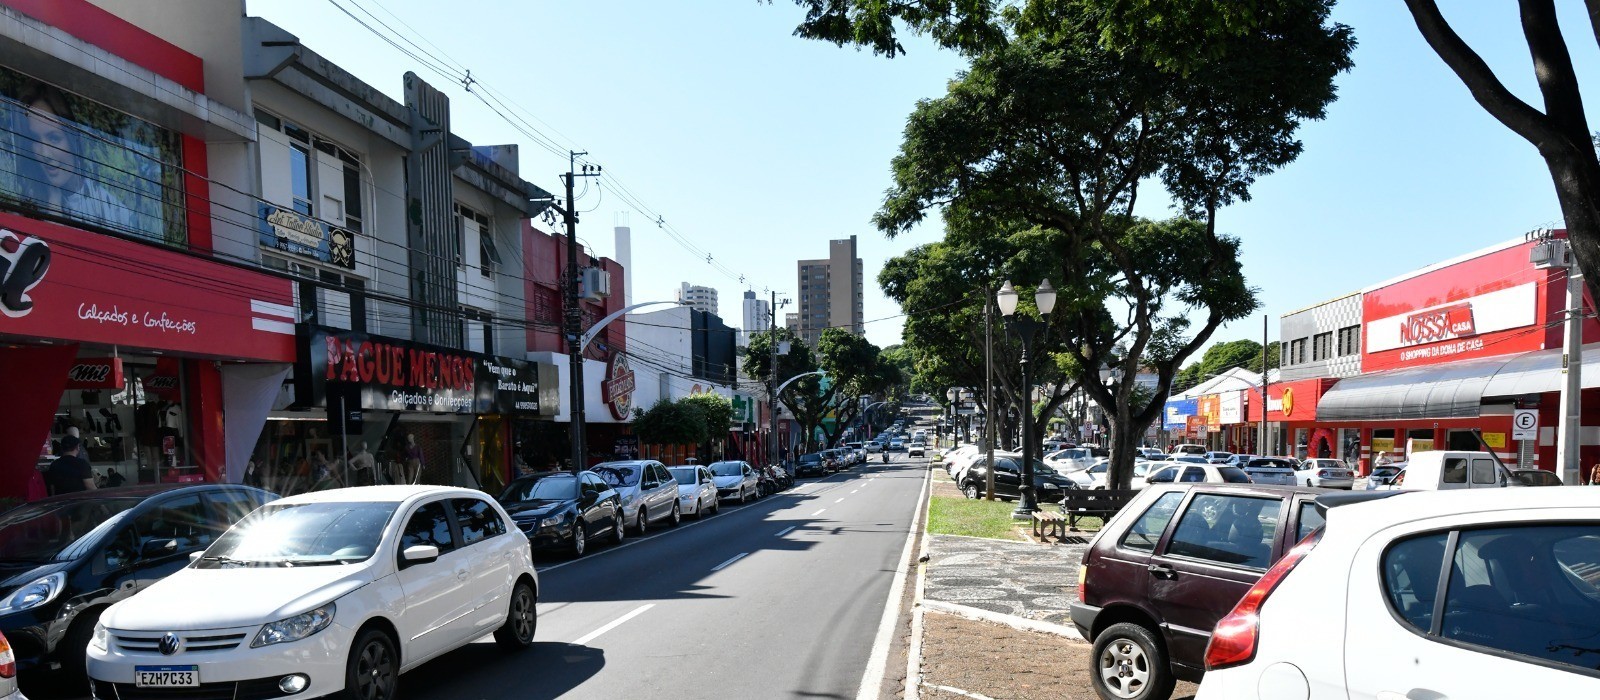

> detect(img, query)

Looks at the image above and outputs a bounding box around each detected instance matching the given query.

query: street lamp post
[997,279,1057,519]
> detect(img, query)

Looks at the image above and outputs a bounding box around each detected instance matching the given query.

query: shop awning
[1482,344,1600,398]
[1317,354,1514,421]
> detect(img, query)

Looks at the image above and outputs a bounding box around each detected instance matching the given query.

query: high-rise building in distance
[794,235,864,347]
[677,282,718,315]
[740,290,772,347]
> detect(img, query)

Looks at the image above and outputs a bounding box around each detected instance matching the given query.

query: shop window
[50,355,194,488]
[0,66,187,245]
[1313,332,1333,361]
[1337,325,1360,356]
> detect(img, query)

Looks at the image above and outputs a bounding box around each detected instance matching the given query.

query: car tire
[570,522,586,558]
[344,628,399,700]
[669,502,681,527]
[963,482,979,499]
[636,509,648,536]
[1091,623,1174,700]
[493,580,537,650]
[612,512,626,542]
[58,608,101,682]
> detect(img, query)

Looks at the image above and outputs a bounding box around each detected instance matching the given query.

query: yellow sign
[1482,432,1506,449]
[1410,439,1434,453]
[1281,387,1295,417]
[1371,437,1394,455]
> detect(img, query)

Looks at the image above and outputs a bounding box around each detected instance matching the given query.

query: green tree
[815,328,902,446]
[680,393,734,460]
[865,4,1350,488]
[632,399,709,447]
[743,328,832,452]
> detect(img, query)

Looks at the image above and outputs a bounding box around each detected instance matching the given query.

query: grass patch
[928,494,1027,541]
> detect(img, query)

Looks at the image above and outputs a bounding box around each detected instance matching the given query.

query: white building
[740,290,772,347]
[677,282,718,315]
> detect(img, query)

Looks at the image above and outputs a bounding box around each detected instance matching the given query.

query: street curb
[921,600,1087,642]
[905,466,935,700]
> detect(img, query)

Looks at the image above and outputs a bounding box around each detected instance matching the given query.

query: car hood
[501,499,575,520]
[104,565,373,631]
[0,559,69,597]
[712,475,743,489]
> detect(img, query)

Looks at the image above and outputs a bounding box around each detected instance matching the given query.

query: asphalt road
[403,456,929,700]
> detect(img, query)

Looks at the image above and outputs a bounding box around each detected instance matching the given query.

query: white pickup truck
[1374,450,1522,491]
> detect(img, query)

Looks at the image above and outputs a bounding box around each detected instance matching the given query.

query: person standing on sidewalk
[48,436,96,495]
[1589,461,1600,485]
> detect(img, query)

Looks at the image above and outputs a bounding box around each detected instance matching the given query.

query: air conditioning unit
[580,267,612,301]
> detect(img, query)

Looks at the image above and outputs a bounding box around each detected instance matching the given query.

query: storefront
[0,212,298,500]
[249,326,557,496]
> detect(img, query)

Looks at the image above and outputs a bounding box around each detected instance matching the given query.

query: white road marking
[811,508,826,516]
[852,489,861,494]
[572,604,653,646]
[776,526,796,537]
[711,552,749,571]
[835,497,845,504]
[857,461,932,700]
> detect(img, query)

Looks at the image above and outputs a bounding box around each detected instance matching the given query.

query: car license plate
[135,665,199,688]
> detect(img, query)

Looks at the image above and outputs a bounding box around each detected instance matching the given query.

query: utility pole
[769,290,779,468]
[1559,259,1584,486]
[562,151,601,475]
[984,288,997,500]
[1259,314,1269,457]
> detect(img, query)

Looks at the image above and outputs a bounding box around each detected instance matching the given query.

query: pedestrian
[47,436,96,495]
[105,468,125,488]
[1589,461,1600,485]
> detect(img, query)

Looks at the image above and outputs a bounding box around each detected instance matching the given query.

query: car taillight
[1077,563,1087,601]
[1318,470,1333,477]
[1204,528,1322,671]
[0,630,15,679]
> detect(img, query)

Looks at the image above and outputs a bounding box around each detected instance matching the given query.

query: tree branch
[1520,0,1595,152]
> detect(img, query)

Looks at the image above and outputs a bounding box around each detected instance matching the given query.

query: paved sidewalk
[923,533,1090,627]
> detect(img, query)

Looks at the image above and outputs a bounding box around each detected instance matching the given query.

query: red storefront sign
[64,357,123,389]
[1248,378,1337,422]
[0,213,295,361]
[602,353,636,420]
[1362,240,1550,372]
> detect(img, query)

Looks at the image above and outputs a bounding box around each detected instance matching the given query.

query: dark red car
[1069,483,1326,700]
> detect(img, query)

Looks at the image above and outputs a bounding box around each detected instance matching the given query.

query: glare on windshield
[197,502,397,567]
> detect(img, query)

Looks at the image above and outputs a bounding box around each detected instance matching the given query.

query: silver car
[593,460,682,533]
[668,465,720,517]
[1295,458,1355,489]
[709,460,762,502]
[1242,457,1299,486]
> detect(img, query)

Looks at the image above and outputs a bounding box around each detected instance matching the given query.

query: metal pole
[564,153,586,475]
[1260,313,1269,457]
[769,290,779,468]
[984,289,997,500]
[1012,328,1038,518]
[1558,264,1583,485]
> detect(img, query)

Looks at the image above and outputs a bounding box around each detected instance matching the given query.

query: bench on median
[1031,509,1067,540]
[1055,489,1141,532]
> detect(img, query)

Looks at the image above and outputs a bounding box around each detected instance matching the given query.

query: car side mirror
[140,538,178,558]
[402,544,440,565]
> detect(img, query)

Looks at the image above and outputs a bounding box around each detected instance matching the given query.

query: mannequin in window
[403,433,423,484]
[348,443,376,486]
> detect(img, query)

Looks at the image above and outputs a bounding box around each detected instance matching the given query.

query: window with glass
[1119,491,1184,552]
[1337,325,1361,356]
[0,66,186,245]
[1313,332,1333,361]
[452,498,505,545]
[1165,494,1278,569]
[400,501,456,554]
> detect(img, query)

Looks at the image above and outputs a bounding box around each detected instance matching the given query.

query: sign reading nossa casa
[299,327,557,415]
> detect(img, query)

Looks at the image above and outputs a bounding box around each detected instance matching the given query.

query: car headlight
[90,620,109,652]
[538,511,572,530]
[0,572,65,615]
[251,603,336,648]
[1040,482,1060,489]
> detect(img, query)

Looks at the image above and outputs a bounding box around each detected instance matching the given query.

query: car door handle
[1147,564,1177,579]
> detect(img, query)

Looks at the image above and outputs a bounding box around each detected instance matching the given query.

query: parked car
[1194,488,1600,699]
[1373,450,1520,491]
[87,486,539,700]
[952,448,1006,486]
[1364,465,1403,489]
[865,441,884,454]
[1241,457,1298,486]
[593,460,682,534]
[0,483,275,681]
[1171,443,1208,456]
[908,442,926,458]
[960,455,1079,502]
[1173,455,1211,464]
[1204,451,1234,464]
[794,453,827,478]
[1513,468,1564,486]
[500,470,624,557]
[1082,460,1163,490]
[1071,482,1328,699]
[1144,463,1254,486]
[944,445,979,477]
[1221,454,1259,467]
[1294,458,1355,489]
[668,465,720,518]
[0,630,17,700]
[1045,448,1096,474]
[1138,448,1168,460]
[854,447,869,464]
[709,461,762,503]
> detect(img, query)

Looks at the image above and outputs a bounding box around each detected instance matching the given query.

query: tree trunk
[1105,413,1146,490]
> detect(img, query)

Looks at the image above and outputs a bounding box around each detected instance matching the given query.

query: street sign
[1512,409,1538,441]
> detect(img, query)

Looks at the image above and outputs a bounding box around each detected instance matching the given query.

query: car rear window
[1219,467,1251,483]
[1296,501,1325,542]
[1165,494,1278,569]
[1118,491,1185,552]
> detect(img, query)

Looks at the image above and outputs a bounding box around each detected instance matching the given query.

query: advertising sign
[1199,395,1221,429]
[257,203,356,270]
[64,357,123,389]
[1218,391,1243,425]
[1163,397,1198,430]
[301,327,552,415]
[1512,409,1539,441]
[0,213,295,361]
[1363,241,1546,371]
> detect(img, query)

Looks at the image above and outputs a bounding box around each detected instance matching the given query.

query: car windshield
[1089,463,1107,474]
[501,474,578,502]
[593,465,641,487]
[800,454,821,463]
[668,467,699,484]
[1210,452,1233,460]
[710,462,744,477]
[196,501,398,567]
[0,497,142,563]
[1219,466,1253,483]
[1248,459,1293,469]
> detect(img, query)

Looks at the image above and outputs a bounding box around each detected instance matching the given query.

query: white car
[709,460,761,502]
[1295,458,1355,489]
[1083,459,1155,489]
[944,445,978,476]
[1143,462,1254,486]
[1196,488,1600,699]
[668,465,720,518]
[1044,448,1095,473]
[908,442,926,457]
[0,630,20,700]
[88,486,538,700]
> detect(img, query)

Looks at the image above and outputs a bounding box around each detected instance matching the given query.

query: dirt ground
[918,610,1199,700]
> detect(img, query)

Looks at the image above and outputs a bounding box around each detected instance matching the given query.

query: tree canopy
[632,398,709,447]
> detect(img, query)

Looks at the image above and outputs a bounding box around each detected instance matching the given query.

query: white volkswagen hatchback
[87,486,538,700]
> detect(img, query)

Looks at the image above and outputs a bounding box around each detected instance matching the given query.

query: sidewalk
[923,534,1088,627]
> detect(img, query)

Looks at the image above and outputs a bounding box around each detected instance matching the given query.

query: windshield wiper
[281,558,342,567]
[200,554,251,566]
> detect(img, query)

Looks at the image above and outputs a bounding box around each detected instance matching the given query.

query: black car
[794,453,826,478]
[500,470,623,558]
[960,456,1079,502]
[0,483,275,680]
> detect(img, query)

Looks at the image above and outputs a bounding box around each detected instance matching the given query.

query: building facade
[676,281,717,315]
[794,234,863,347]
[740,289,771,347]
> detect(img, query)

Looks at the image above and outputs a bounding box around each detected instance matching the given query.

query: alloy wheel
[352,635,397,700]
[637,509,648,535]
[572,523,586,557]
[510,585,536,643]
[1097,639,1150,699]
[613,513,625,541]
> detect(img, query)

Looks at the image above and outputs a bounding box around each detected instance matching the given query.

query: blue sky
[252,1,1597,356]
